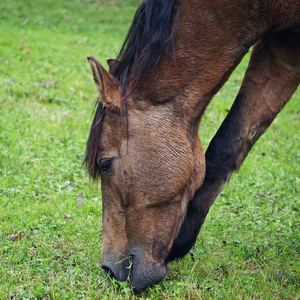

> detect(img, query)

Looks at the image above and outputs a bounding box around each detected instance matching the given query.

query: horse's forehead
[101,115,119,139]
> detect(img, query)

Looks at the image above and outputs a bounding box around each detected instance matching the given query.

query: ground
[0,0,299,299]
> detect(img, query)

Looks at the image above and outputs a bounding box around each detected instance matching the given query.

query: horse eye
[99,158,112,174]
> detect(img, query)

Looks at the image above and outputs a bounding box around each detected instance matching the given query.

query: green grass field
[0,0,299,299]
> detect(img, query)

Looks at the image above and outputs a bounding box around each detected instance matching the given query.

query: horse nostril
[102,264,117,279]
[102,260,131,282]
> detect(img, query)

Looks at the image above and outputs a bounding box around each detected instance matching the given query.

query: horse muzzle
[101,250,167,291]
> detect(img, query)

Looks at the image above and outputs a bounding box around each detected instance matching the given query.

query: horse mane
[85,0,180,179]
[85,100,106,179]
[111,0,180,97]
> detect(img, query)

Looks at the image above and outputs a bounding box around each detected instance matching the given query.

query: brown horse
[85,0,300,291]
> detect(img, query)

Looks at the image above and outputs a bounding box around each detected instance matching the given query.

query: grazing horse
[85,0,300,291]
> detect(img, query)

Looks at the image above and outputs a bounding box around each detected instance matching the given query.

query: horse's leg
[167,29,300,262]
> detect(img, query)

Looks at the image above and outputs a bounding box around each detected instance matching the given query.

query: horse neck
[138,0,277,121]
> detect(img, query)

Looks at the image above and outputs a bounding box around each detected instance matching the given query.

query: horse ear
[87,56,120,107]
[107,58,119,74]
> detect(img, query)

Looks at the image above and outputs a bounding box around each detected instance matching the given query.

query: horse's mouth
[102,252,167,291]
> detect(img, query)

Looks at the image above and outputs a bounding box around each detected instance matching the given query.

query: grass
[0,0,299,299]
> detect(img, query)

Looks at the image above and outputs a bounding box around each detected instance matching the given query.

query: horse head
[85,56,205,290]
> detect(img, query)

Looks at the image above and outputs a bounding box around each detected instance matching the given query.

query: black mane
[85,100,106,179]
[111,0,180,96]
